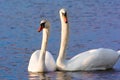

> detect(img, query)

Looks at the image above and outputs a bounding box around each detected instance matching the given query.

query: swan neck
[57,14,69,66]
[40,28,49,53]
[38,28,50,71]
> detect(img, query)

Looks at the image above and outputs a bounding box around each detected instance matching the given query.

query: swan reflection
[28,71,72,80]
[28,69,119,80]
[28,72,47,80]
[56,71,71,80]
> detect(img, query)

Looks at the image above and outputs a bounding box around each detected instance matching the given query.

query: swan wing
[28,50,40,72]
[67,48,119,71]
[28,50,56,72]
[117,50,120,56]
[45,51,56,71]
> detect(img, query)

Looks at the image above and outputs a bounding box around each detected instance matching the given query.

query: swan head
[59,8,68,23]
[38,19,50,32]
[59,8,67,14]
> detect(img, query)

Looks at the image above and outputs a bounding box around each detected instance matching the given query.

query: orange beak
[38,26,43,32]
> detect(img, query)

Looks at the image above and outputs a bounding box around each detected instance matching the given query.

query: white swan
[56,8,120,71]
[28,20,56,72]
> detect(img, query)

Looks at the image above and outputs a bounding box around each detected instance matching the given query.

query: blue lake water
[0,0,120,80]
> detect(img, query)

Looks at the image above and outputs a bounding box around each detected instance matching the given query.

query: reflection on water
[29,72,47,80]
[56,71,71,80]
[28,71,72,80]
[28,69,120,80]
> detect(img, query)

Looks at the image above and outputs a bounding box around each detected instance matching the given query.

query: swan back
[117,50,120,56]
[65,48,119,71]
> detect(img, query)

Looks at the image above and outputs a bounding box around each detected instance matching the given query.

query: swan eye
[62,12,67,17]
[40,22,46,28]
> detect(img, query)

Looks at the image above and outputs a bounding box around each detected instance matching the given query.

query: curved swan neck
[40,28,50,53]
[39,28,50,69]
[57,11,69,65]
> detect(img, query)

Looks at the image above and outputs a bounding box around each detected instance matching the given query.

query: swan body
[56,8,120,71]
[28,20,56,72]
[117,50,120,55]
[28,50,56,72]
[61,48,119,71]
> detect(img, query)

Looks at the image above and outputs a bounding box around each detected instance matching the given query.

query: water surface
[0,0,120,80]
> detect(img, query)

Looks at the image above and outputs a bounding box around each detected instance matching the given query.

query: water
[0,0,120,80]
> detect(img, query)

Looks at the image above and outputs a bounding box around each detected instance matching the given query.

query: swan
[56,8,120,71]
[28,20,56,72]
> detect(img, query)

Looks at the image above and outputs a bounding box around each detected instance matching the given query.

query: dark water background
[0,0,120,80]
